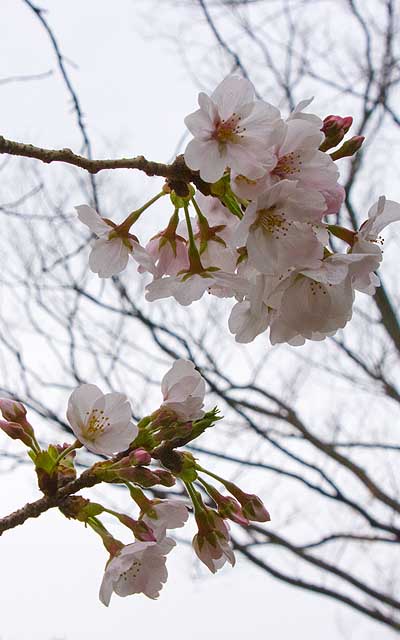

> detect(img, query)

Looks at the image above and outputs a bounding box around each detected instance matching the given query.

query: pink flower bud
[0,419,34,447]
[129,448,152,466]
[241,495,271,523]
[320,115,354,151]
[117,466,160,486]
[224,482,270,523]
[153,469,176,487]
[203,482,249,526]
[0,398,26,422]
[322,115,353,136]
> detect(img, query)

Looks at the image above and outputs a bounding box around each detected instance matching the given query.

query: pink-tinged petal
[89,238,130,278]
[143,501,189,539]
[288,99,322,127]
[365,198,400,236]
[130,241,157,276]
[278,119,323,156]
[162,360,198,398]
[211,75,255,120]
[321,183,345,215]
[240,100,281,135]
[184,104,216,138]
[160,359,206,421]
[66,384,102,437]
[75,205,111,237]
[184,139,228,183]
[226,143,265,179]
[173,274,212,305]
[233,202,258,247]
[228,300,271,343]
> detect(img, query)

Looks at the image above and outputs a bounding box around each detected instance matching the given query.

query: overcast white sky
[0,1,397,639]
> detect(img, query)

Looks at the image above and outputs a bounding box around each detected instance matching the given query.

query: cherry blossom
[269,267,355,345]
[76,205,155,278]
[234,181,327,275]
[99,538,175,605]
[142,499,189,539]
[160,359,206,421]
[67,384,138,455]
[184,75,281,183]
[269,119,339,191]
[193,512,235,574]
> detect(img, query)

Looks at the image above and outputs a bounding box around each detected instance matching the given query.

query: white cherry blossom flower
[99,538,175,605]
[269,267,355,344]
[76,204,155,278]
[142,499,189,539]
[66,384,137,456]
[160,359,206,421]
[184,75,281,183]
[193,513,235,574]
[268,119,339,191]
[234,181,327,275]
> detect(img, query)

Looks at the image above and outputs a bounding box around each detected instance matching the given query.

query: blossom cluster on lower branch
[75,74,400,346]
[0,359,269,604]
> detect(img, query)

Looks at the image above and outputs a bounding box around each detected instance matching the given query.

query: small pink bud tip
[322,115,353,135]
[130,448,151,466]
[330,136,365,160]
[0,398,27,422]
[242,495,271,523]
[0,419,33,447]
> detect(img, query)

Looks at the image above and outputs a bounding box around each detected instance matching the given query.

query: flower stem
[183,480,205,515]
[118,190,167,232]
[183,203,203,272]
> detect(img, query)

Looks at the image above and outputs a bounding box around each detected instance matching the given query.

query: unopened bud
[322,115,352,136]
[241,495,270,523]
[153,469,176,487]
[320,115,353,151]
[0,419,34,447]
[116,466,168,487]
[129,448,152,466]
[224,482,270,523]
[205,483,249,526]
[330,136,365,160]
[0,398,35,440]
[0,398,26,421]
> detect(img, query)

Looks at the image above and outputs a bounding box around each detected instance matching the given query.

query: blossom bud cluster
[75,75,400,346]
[0,359,270,605]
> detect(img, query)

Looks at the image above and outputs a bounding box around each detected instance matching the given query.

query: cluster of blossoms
[0,359,269,603]
[77,75,400,345]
